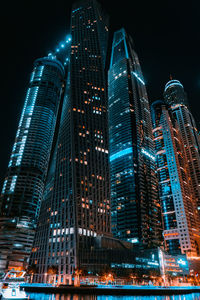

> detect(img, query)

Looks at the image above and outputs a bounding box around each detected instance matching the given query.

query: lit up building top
[151,100,200,258]
[48,34,72,67]
[164,79,188,107]
[0,56,64,272]
[164,80,184,92]
[108,28,162,249]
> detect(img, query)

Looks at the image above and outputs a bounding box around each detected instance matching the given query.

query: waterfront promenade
[21,284,200,296]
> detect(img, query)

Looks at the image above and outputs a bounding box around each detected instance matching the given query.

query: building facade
[151,100,200,258]
[108,28,161,249]
[171,104,200,213]
[0,57,64,272]
[30,0,110,284]
[164,79,200,216]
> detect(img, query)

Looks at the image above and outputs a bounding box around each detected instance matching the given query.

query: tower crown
[164,79,184,92]
[110,28,129,68]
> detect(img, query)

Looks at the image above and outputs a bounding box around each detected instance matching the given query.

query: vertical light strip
[2,179,8,194]
[9,176,18,193]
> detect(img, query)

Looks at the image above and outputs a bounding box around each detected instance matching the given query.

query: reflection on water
[27,293,200,300]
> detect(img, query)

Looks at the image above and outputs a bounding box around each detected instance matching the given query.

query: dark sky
[0,0,200,185]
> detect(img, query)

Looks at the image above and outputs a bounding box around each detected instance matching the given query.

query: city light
[1,0,200,292]
[141,148,156,161]
[109,147,133,162]
[132,71,145,85]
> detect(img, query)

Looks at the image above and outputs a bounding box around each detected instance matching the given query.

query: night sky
[0,0,200,186]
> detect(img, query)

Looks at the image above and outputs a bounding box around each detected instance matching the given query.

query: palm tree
[47,265,58,285]
[74,268,83,286]
[26,264,37,283]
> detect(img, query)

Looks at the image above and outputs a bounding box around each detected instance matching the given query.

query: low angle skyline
[1,0,200,295]
[0,0,200,184]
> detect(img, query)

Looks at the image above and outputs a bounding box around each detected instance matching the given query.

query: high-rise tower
[30,0,110,283]
[108,28,162,249]
[164,80,200,215]
[151,100,200,257]
[0,57,64,272]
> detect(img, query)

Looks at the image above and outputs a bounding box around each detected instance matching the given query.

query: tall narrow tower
[164,80,200,215]
[0,57,64,272]
[30,0,110,283]
[151,100,200,257]
[108,28,161,249]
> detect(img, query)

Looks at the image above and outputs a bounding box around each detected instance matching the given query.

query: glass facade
[151,100,200,257]
[164,79,200,222]
[0,57,64,272]
[108,28,162,249]
[30,0,110,284]
[171,104,200,215]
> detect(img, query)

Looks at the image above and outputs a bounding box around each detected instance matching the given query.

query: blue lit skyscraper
[0,57,64,272]
[108,28,162,249]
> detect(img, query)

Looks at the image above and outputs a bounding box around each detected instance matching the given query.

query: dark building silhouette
[30,0,111,284]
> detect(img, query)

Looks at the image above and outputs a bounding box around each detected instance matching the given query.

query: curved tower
[0,57,64,272]
[164,79,200,217]
[108,28,162,249]
[164,79,188,107]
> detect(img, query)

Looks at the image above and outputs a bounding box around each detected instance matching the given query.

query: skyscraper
[30,0,110,283]
[0,57,65,272]
[151,100,200,257]
[108,28,161,249]
[164,79,188,107]
[164,80,200,215]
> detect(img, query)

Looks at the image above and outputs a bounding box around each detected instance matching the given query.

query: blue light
[2,179,8,194]
[177,258,187,266]
[109,147,133,162]
[72,7,82,14]
[128,238,139,244]
[164,80,184,92]
[141,148,155,161]
[9,176,18,193]
[132,72,145,85]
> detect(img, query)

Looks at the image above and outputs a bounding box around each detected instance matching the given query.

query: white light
[177,258,187,266]
[132,72,145,85]
[141,148,156,161]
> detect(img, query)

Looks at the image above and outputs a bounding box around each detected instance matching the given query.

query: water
[27,293,200,300]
